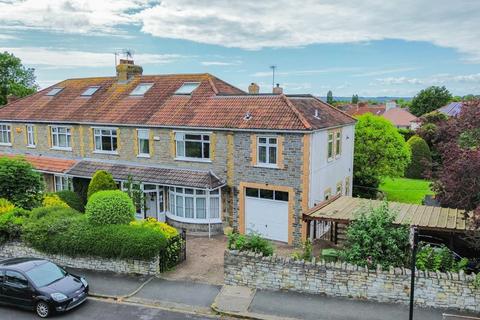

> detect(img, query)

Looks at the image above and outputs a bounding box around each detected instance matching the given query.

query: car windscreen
[25,262,66,287]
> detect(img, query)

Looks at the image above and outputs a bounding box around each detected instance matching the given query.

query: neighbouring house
[0,59,355,245]
[437,101,464,117]
[340,102,386,116]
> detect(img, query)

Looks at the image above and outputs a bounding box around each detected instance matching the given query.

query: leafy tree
[353,114,411,196]
[87,170,117,199]
[405,135,432,179]
[326,90,334,104]
[0,52,37,105]
[0,157,44,209]
[410,86,452,116]
[341,202,410,268]
[351,94,359,104]
[396,98,411,108]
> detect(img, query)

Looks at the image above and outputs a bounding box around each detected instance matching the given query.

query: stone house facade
[0,60,355,245]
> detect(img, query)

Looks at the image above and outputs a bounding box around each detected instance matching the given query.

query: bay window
[168,187,220,222]
[51,126,71,149]
[94,128,117,153]
[257,136,277,166]
[175,132,210,160]
[137,129,150,156]
[0,124,11,145]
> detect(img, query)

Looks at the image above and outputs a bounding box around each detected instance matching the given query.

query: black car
[0,257,89,318]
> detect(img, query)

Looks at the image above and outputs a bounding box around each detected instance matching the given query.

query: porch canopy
[65,160,225,190]
[304,195,471,233]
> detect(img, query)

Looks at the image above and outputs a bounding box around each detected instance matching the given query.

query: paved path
[0,298,223,320]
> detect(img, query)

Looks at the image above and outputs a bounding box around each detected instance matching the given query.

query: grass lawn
[379,177,434,204]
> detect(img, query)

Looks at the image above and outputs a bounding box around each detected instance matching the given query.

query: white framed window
[168,187,221,222]
[46,87,64,96]
[81,86,101,96]
[174,82,200,95]
[130,83,153,96]
[54,175,72,191]
[257,136,277,167]
[93,128,117,153]
[0,124,12,145]
[137,129,150,157]
[26,125,35,147]
[51,126,71,150]
[335,130,342,157]
[327,132,334,161]
[245,187,289,201]
[175,132,210,160]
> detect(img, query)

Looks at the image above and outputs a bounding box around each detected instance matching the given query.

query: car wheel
[36,301,50,318]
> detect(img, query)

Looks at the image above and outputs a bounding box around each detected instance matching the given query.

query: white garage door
[245,187,289,242]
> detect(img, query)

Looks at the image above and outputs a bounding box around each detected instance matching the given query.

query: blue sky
[1,0,480,97]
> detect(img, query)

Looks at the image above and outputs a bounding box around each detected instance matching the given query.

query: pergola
[303,195,472,244]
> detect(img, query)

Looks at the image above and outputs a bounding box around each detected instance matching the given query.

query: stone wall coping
[225,250,478,282]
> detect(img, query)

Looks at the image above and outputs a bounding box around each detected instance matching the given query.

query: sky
[1,0,480,97]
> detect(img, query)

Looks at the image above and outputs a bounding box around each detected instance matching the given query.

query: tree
[87,170,117,199]
[326,90,334,104]
[0,52,37,105]
[341,201,410,268]
[405,135,432,179]
[0,156,44,209]
[351,94,359,104]
[410,86,452,116]
[353,114,411,195]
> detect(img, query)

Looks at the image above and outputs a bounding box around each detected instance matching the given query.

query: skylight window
[81,86,101,96]
[174,82,200,95]
[130,83,153,96]
[46,87,64,96]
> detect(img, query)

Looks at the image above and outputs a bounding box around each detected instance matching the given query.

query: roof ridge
[281,94,313,130]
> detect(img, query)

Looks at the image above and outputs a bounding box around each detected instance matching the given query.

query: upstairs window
[26,125,35,147]
[335,131,342,157]
[46,87,64,96]
[327,132,334,161]
[0,124,11,145]
[51,126,71,149]
[137,129,150,156]
[174,82,200,95]
[175,132,210,160]
[130,83,153,96]
[257,136,277,166]
[81,86,101,96]
[94,128,117,152]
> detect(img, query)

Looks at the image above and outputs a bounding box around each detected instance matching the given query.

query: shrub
[416,243,468,272]
[405,135,432,179]
[0,208,29,243]
[292,239,313,261]
[0,157,45,209]
[342,201,410,268]
[130,218,179,239]
[42,194,69,208]
[56,190,84,212]
[86,190,135,225]
[0,198,15,215]
[475,273,480,289]
[397,128,415,141]
[321,248,341,263]
[87,170,117,199]
[227,232,274,256]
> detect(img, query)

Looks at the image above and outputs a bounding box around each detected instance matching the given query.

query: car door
[3,270,35,308]
[0,269,6,303]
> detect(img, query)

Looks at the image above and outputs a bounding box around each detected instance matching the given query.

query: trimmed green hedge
[56,190,84,212]
[87,170,117,199]
[86,190,135,225]
[0,208,30,243]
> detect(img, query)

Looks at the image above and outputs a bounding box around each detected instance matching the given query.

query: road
[0,298,223,320]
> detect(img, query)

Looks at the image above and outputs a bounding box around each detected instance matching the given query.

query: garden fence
[159,228,187,273]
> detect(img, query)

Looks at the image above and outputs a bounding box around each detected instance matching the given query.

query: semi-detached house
[0,59,355,245]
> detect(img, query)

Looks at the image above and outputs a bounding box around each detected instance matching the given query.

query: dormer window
[46,87,64,96]
[81,86,101,96]
[130,83,153,96]
[174,82,200,95]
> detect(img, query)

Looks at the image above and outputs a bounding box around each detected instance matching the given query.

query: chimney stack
[272,83,283,94]
[116,59,143,82]
[248,83,259,94]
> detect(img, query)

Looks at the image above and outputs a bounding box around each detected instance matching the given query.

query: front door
[3,270,34,308]
[145,191,158,220]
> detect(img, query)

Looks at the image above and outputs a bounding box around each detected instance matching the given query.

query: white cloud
[3,47,182,67]
[352,67,418,77]
[1,1,480,62]
[376,73,480,86]
[251,67,362,77]
[200,60,241,66]
[0,33,16,40]
[376,77,423,85]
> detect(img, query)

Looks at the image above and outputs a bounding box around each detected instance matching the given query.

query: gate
[159,228,187,272]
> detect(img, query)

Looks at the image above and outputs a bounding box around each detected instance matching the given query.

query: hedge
[405,135,432,179]
[87,170,117,199]
[56,190,84,212]
[86,190,135,225]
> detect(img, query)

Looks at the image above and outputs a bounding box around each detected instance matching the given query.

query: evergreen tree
[326,90,334,104]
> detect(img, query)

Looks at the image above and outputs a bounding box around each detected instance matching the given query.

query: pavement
[62,269,479,320]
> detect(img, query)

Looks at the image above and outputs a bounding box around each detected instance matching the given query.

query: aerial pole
[270,65,277,90]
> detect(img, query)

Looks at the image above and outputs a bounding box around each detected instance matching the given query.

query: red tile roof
[0,74,355,131]
[0,154,77,173]
[382,107,418,127]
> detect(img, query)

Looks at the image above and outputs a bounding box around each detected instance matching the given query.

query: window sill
[254,164,280,169]
[27,145,36,149]
[0,143,12,147]
[137,154,151,158]
[51,147,72,152]
[93,150,119,155]
[166,212,221,224]
[174,157,212,163]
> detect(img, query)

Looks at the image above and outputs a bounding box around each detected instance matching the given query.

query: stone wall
[224,250,480,313]
[0,242,159,276]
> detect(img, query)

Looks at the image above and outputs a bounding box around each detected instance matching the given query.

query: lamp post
[409,226,419,320]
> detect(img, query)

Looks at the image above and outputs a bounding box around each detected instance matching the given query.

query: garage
[244,187,289,242]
